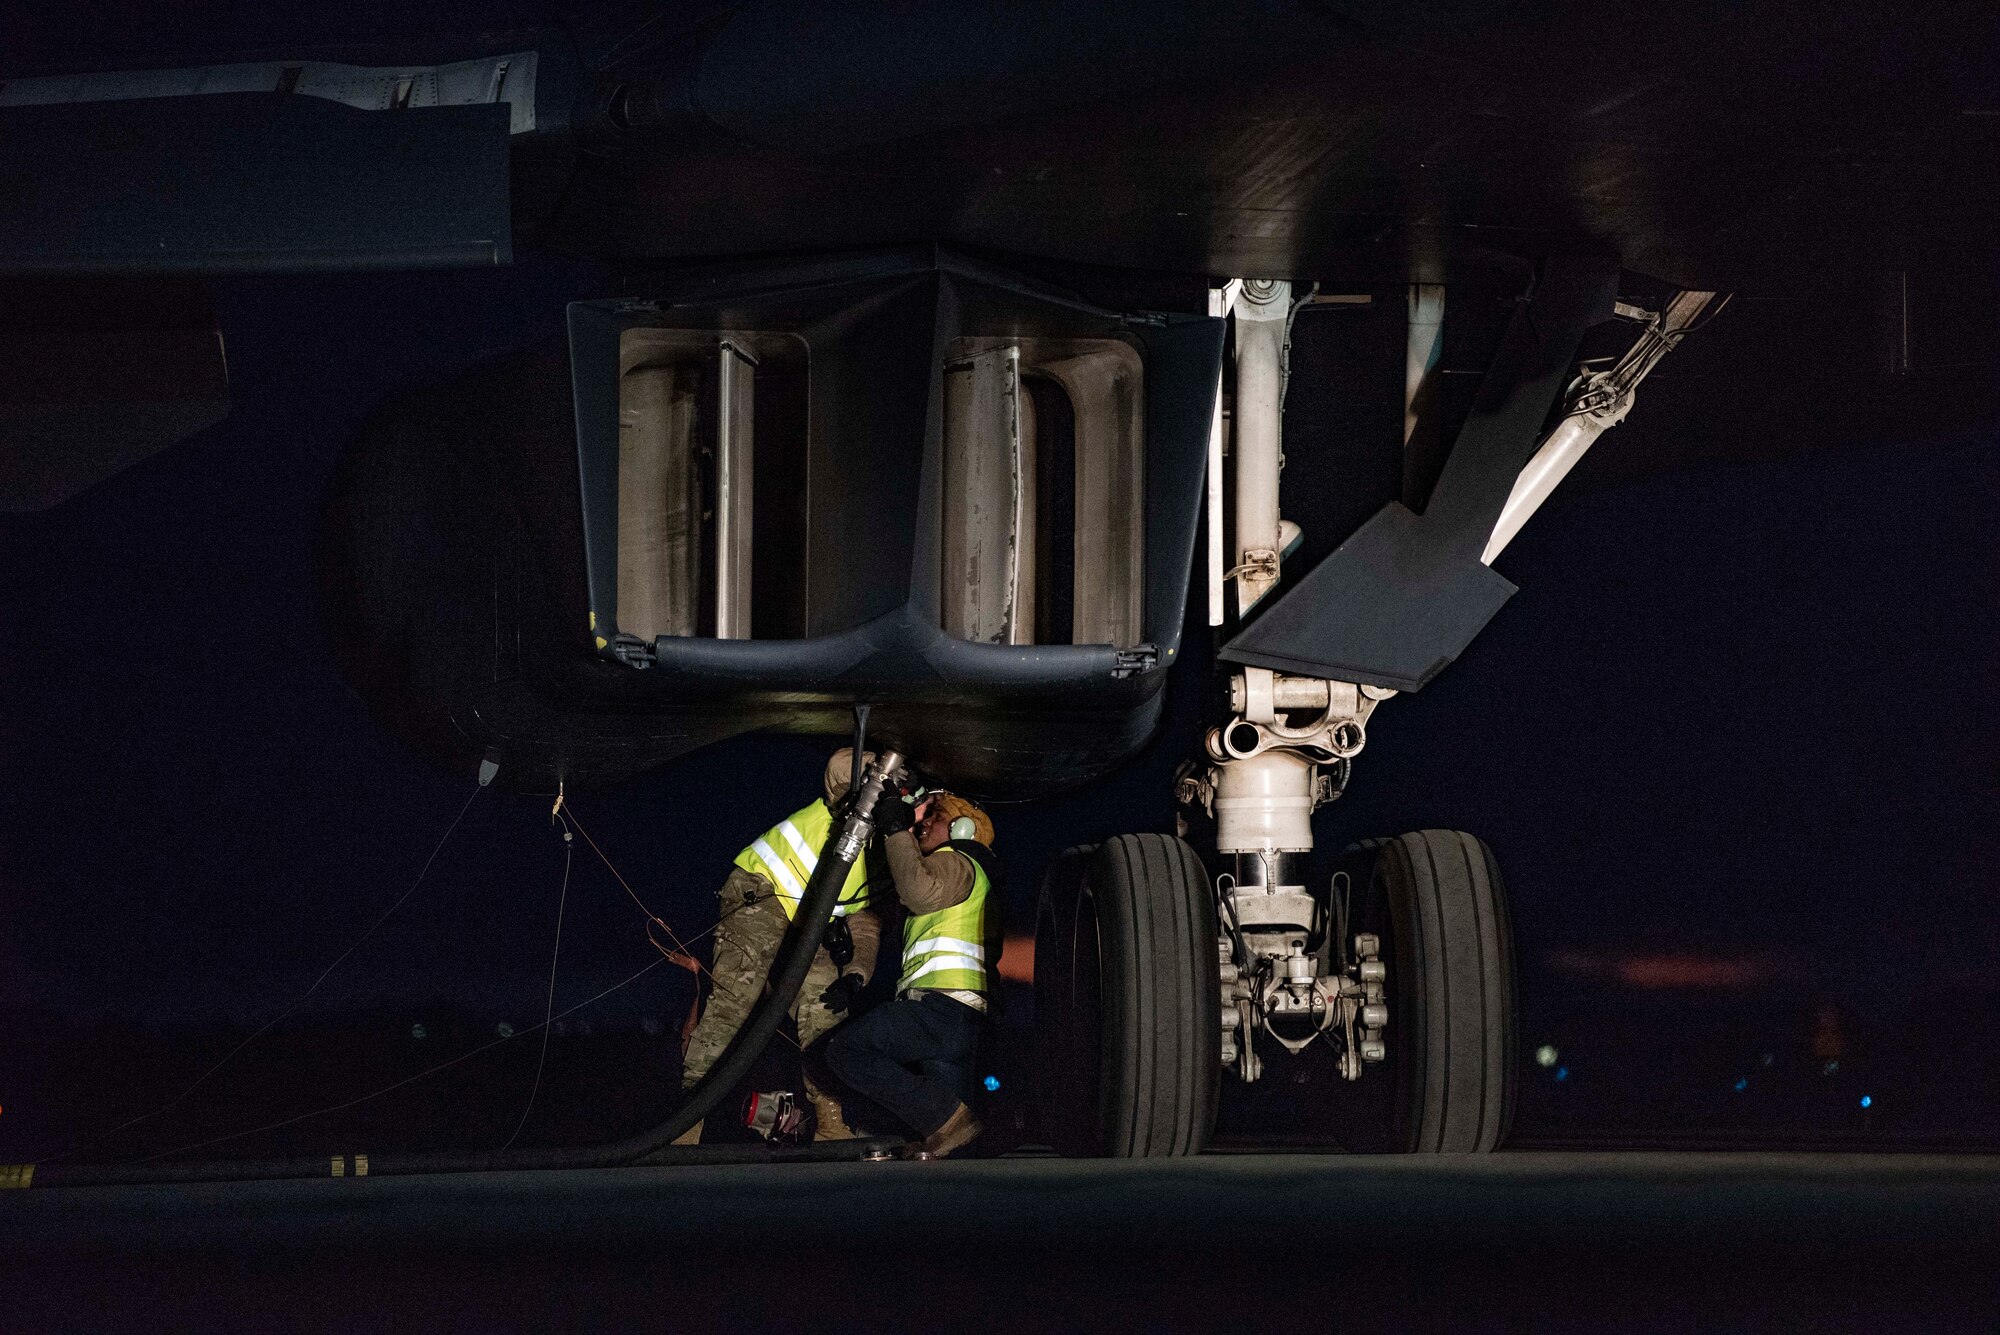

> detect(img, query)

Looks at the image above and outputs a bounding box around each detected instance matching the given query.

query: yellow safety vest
[733,799,879,919]
[897,844,999,994]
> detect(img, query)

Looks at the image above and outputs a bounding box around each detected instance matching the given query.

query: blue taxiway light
[983,1075,1001,1092]
[1734,1078,1749,1092]
[1860,1095,1873,1109]
[1554,1066,1569,1082]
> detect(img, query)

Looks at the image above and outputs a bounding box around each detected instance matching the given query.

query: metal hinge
[610,633,655,669]
[1111,644,1159,678]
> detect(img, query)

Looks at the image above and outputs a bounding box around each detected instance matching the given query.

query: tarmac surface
[5,1150,1999,1331]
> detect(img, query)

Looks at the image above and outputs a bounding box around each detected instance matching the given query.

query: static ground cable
[501,811,572,1151]
[10,956,671,1186]
[14,748,905,1188]
[41,783,485,1165]
[94,802,776,1173]
[563,802,799,1053]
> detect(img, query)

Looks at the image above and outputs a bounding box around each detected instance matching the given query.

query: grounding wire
[118,796,784,1167]
[564,803,792,1041]
[501,815,572,1152]
[53,783,484,1161]
[136,953,670,1164]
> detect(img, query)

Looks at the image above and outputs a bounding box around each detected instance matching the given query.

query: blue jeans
[825,991,983,1138]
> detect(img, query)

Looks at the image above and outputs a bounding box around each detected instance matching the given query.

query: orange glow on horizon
[1614,954,1772,989]
[998,933,1034,984]
[1546,948,1785,990]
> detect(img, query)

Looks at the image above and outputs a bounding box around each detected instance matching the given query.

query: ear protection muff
[949,816,977,842]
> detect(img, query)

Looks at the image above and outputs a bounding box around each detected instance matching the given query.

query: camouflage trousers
[681,868,851,1134]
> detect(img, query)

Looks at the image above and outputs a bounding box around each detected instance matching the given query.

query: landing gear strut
[1030,274,1716,1156]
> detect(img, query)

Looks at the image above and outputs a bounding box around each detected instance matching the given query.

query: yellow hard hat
[930,792,994,847]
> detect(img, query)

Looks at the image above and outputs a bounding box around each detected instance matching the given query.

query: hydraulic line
[18,748,906,1189]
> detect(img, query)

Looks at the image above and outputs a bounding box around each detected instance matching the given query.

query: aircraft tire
[1375,830,1518,1153]
[1032,845,1098,1156]
[1035,834,1220,1156]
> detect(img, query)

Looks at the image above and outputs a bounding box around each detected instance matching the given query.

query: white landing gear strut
[1189,277,1721,1089]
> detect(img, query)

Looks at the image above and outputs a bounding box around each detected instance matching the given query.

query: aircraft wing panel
[0,94,512,275]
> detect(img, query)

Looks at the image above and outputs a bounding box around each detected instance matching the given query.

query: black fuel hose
[21,751,905,1189]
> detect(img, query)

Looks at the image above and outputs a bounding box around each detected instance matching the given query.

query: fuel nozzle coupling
[835,749,906,861]
[743,1090,810,1144]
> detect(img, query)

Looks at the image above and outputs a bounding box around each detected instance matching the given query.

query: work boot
[670,1119,704,1147]
[918,1103,982,1159]
[810,1090,858,1141]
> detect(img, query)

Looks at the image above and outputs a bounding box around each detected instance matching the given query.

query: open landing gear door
[1220,256,1620,691]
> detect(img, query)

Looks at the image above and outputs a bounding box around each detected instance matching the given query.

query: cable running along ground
[501,816,572,1151]
[138,955,671,1164]
[55,784,484,1161]
[565,804,797,1048]
[128,799,795,1164]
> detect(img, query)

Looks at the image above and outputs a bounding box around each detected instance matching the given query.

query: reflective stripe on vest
[897,852,997,994]
[732,799,877,920]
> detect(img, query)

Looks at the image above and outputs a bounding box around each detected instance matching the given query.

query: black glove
[820,972,866,1015]
[873,793,918,837]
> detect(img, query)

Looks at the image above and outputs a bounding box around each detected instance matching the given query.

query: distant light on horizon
[1535,1044,1559,1068]
[1543,949,1783,990]
[998,934,1035,984]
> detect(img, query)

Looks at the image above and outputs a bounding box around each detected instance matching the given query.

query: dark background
[1,244,1994,1166]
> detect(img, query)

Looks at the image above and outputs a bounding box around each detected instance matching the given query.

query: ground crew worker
[673,750,885,1144]
[825,787,999,1158]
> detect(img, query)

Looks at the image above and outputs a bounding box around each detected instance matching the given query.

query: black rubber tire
[1374,830,1518,1153]
[1032,845,1099,1157]
[1035,834,1220,1157]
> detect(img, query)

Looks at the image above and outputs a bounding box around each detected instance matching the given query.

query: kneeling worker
[826,788,998,1158]
[675,749,884,1143]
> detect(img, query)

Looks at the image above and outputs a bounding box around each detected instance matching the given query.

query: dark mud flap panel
[565,248,1221,792]
[0,96,511,274]
[1222,256,1618,691]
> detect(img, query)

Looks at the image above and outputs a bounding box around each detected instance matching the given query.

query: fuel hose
[20,749,906,1188]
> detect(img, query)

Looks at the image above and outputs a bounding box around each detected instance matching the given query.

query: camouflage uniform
[675,750,889,1143]
[680,869,859,1137]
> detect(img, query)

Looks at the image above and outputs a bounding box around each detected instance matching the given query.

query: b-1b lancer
[5,0,1995,1162]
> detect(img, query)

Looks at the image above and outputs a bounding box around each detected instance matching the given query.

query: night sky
[2,248,1997,1158]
